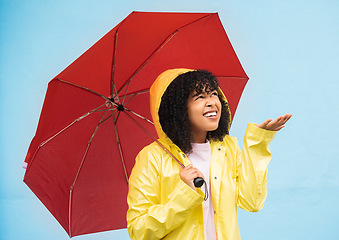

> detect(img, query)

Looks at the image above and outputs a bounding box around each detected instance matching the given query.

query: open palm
[256,114,292,131]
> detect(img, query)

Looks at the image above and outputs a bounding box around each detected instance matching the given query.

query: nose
[206,99,216,107]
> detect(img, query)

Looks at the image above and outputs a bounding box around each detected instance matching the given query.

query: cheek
[187,101,199,115]
[187,103,202,124]
[187,107,199,122]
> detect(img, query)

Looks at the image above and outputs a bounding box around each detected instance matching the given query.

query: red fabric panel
[25,79,106,166]
[24,110,106,234]
[70,115,126,235]
[55,24,117,97]
[217,77,248,119]
[70,102,156,236]
[123,13,248,96]
[55,12,211,97]
[113,12,212,93]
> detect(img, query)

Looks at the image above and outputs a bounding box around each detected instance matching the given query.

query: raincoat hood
[150,68,231,140]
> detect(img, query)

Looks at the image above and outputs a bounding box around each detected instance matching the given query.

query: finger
[180,165,193,177]
[180,170,197,182]
[265,120,279,130]
[275,114,292,131]
[259,118,273,129]
[186,164,193,169]
[181,166,196,176]
[273,116,285,124]
[184,168,198,175]
[274,117,286,127]
[283,114,292,123]
[264,118,273,126]
[195,169,205,180]
[271,115,288,127]
[276,114,292,126]
[186,168,204,178]
[183,168,205,180]
[182,164,193,172]
[262,114,292,131]
[274,125,285,131]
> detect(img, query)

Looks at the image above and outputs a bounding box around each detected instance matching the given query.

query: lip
[203,110,218,118]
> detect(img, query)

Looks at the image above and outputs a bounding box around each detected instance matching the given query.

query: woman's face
[186,87,221,143]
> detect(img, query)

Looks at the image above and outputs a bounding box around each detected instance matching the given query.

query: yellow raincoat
[127,69,277,240]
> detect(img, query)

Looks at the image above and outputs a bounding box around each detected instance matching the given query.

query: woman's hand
[179,164,204,191]
[256,113,292,131]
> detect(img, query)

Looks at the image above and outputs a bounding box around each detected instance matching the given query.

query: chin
[207,126,219,132]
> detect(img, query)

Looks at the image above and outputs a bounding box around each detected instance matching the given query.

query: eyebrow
[191,92,202,97]
[191,89,217,98]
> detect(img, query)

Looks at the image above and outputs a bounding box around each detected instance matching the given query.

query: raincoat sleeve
[127,144,204,240]
[236,123,277,212]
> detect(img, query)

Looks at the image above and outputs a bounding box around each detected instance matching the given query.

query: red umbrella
[23,11,248,237]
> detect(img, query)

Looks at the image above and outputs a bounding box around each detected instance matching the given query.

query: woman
[127,68,291,240]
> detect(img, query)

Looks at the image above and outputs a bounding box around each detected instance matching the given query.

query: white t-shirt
[188,140,217,240]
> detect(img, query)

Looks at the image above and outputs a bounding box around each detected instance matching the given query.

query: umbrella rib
[69,189,73,237]
[121,93,136,106]
[118,89,150,108]
[98,111,116,125]
[111,28,121,105]
[121,80,130,106]
[175,13,216,32]
[114,111,121,124]
[71,105,111,189]
[124,89,149,99]
[120,89,148,107]
[24,103,107,173]
[124,107,154,125]
[56,78,111,101]
[109,100,154,125]
[112,110,129,184]
[68,105,110,236]
[95,108,119,114]
[123,111,185,168]
[38,103,107,148]
[117,30,178,96]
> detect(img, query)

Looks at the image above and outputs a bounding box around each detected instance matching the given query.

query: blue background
[1,0,338,239]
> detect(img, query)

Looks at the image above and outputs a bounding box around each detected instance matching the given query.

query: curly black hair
[158,69,230,154]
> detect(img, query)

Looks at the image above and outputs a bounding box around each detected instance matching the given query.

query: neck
[192,133,207,143]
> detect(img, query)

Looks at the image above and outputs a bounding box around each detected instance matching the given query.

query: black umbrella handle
[193,177,205,188]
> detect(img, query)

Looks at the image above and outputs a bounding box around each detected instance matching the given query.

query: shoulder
[222,134,238,147]
[130,142,165,181]
[136,141,166,167]
[138,141,165,157]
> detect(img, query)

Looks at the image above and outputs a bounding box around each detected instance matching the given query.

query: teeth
[204,112,217,117]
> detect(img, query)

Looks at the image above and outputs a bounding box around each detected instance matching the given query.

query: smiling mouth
[203,112,217,117]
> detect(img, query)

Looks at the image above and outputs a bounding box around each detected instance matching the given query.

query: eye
[211,91,218,97]
[195,95,204,100]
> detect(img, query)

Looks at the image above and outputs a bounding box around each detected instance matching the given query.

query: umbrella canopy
[23,11,248,237]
